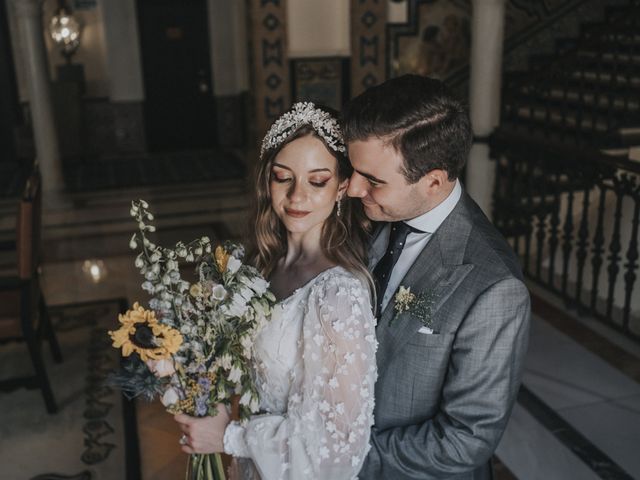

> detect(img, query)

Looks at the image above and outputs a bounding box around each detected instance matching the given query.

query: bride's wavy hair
[247,109,373,290]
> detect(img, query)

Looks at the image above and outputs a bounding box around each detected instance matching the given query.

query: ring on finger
[179,434,189,446]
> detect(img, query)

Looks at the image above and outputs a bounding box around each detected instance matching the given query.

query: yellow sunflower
[108,302,183,361]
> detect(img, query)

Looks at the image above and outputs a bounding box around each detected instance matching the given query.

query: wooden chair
[0,170,62,414]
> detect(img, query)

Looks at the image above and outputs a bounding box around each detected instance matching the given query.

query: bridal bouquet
[108,200,275,480]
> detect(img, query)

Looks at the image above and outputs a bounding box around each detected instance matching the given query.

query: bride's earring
[336,199,342,217]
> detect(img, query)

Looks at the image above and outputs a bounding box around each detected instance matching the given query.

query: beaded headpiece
[260,102,346,159]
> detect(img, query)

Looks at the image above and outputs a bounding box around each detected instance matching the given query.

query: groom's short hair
[342,74,472,183]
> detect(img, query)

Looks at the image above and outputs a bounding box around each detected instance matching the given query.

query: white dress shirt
[377,180,462,311]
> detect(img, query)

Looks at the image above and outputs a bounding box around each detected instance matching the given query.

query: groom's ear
[421,169,448,192]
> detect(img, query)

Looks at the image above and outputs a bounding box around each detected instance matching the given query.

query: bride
[174,102,378,479]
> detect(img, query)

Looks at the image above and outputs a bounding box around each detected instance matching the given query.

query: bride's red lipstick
[285,208,310,218]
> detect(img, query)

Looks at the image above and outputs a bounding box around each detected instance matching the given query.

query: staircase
[489,1,640,342]
[499,2,640,156]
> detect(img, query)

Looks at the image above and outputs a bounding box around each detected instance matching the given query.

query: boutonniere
[390,286,437,329]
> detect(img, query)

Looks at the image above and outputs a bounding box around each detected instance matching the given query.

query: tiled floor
[5,183,639,479]
[497,306,640,479]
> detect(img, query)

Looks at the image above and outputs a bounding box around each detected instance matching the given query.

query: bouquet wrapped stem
[186,453,225,480]
[108,200,275,480]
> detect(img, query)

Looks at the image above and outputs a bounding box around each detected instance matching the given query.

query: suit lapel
[368,223,388,270]
[375,193,476,374]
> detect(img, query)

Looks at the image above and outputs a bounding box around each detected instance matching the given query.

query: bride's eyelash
[310,180,328,188]
[271,173,291,183]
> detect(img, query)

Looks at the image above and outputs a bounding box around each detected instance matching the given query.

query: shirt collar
[405,179,462,234]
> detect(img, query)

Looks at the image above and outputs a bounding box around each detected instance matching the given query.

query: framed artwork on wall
[387,0,471,82]
[291,57,350,110]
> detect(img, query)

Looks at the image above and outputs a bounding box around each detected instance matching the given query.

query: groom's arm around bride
[343,74,531,480]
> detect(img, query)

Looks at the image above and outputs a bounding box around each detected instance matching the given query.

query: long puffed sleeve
[224,271,377,480]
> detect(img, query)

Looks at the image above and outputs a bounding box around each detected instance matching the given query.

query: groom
[344,74,530,479]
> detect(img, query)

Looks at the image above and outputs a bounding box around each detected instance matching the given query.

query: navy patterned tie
[373,222,421,314]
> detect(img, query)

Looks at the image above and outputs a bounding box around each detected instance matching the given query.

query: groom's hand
[174,404,230,454]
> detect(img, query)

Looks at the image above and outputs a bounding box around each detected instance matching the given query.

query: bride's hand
[174,404,230,454]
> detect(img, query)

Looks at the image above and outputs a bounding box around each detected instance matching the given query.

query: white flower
[147,359,175,377]
[211,284,227,302]
[134,255,144,269]
[219,353,232,370]
[167,260,178,271]
[129,234,137,250]
[238,285,254,302]
[160,387,180,407]
[222,293,248,317]
[250,398,260,412]
[227,256,242,274]
[228,364,242,383]
[239,391,252,406]
[240,335,253,350]
[239,275,269,296]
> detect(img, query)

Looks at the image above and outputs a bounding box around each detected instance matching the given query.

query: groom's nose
[347,172,368,198]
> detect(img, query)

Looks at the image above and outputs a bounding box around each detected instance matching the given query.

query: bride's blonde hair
[247,109,372,290]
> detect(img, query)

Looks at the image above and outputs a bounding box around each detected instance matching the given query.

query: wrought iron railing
[489,131,640,342]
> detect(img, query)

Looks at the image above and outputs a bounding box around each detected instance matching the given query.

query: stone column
[208,0,249,146]
[350,0,387,97]
[466,0,507,219]
[249,0,290,146]
[99,0,144,102]
[12,0,64,197]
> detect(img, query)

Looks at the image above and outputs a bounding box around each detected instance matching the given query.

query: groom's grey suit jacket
[359,191,530,479]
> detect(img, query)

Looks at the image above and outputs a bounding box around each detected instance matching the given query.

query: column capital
[10,0,44,18]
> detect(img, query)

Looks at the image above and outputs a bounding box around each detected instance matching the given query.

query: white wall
[208,0,249,95]
[287,0,350,58]
[99,0,144,101]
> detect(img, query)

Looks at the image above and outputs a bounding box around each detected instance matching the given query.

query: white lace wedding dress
[223,266,377,480]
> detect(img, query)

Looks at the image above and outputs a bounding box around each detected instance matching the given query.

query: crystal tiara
[260,102,346,159]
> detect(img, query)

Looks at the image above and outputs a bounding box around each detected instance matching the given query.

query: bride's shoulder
[310,266,370,298]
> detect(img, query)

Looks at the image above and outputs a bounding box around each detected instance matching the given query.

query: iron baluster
[548,171,561,288]
[622,191,639,331]
[561,177,575,299]
[590,184,607,312]
[575,182,592,307]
